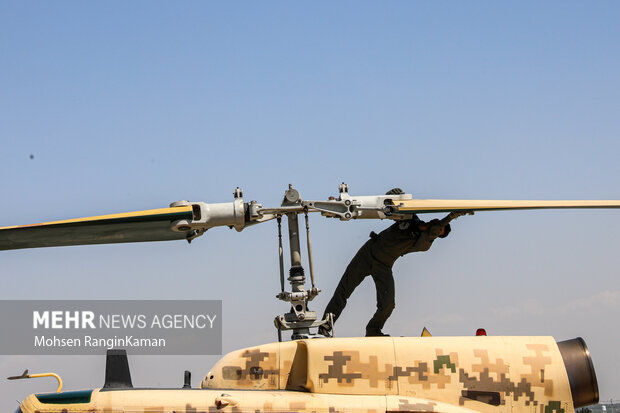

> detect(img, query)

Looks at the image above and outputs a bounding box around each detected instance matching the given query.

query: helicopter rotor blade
[394,199,620,214]
[0,206,196,251]
[3,187,620,252]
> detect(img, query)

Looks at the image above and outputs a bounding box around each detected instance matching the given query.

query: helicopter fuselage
[17,336,598,413]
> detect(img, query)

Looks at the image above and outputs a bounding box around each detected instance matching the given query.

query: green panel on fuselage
[36,390,93,404]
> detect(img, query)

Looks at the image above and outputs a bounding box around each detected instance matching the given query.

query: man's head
[428,219,451,239]
[439,223,451,238]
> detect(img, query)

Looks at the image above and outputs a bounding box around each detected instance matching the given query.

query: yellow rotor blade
[0,206,194,251]
[394,199,620,214]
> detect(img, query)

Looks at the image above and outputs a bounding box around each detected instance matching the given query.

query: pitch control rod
[304,209,316,290]
[277,216,285,294]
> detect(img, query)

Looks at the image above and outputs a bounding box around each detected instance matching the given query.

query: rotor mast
[274,185,328,340]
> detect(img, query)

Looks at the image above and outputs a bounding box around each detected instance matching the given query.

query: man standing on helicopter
[320,188,470,337]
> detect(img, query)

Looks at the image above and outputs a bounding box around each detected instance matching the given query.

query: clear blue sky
[1,1,620,408]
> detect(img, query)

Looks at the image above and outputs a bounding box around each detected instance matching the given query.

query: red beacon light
[475,328,487,336]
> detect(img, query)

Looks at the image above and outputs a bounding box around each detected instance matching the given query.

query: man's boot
[318,325,332,337]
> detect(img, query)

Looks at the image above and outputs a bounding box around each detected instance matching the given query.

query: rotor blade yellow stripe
[395,199,620,213]
[0,206,193,230]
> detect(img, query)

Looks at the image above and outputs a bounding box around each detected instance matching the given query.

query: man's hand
[443,210,474,223]
[448,211,472,219]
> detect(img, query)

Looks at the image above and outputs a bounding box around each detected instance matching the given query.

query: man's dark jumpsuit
[322,214,451,336]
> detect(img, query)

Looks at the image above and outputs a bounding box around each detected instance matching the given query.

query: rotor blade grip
[171,200,246,232]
